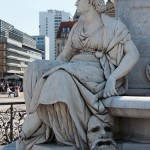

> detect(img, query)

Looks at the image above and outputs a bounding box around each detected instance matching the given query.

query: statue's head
[87,116,117,150]
[75,0,106,16]
[89,0,106,13]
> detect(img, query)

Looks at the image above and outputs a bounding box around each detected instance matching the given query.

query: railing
[0,102,26,146]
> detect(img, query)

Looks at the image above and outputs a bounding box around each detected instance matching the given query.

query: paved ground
[0,92,25,111]
[0,92,24,103]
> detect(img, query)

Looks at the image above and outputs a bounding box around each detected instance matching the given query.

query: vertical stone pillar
[114,0,150,95]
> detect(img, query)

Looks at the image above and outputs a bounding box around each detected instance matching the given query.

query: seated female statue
[17,0,139,150]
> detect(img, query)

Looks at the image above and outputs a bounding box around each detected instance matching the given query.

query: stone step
[1,142,16,150]
[32,144,78,150]
[2,142,150,150]
[1,142,78,150]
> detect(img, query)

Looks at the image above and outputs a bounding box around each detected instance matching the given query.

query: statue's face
[87,116,117,150]
[75,0,91,16]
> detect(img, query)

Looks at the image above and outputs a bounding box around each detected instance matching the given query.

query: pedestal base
[32,144,78,150]
[32,142,150,150]
[104,96,150,143]
[117,141,150,150]
[3,142,149,150]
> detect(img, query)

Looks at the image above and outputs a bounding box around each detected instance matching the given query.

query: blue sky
[0,0,106,35]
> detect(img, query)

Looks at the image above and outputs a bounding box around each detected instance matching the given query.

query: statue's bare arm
[103,40,139,98]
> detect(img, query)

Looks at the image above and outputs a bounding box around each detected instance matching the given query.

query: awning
[4,74,23,80]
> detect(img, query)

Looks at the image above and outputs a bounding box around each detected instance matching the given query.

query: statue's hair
[89,0,106,13]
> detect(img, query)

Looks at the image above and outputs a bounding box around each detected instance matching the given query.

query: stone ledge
[3,142,150,150]
[2,140,150,150]
[33,142,150,150]
[1,142,78,150]
[117,141,150,150]
[1,142,16,150]
[32,144,78,150]
[104,96,150,118]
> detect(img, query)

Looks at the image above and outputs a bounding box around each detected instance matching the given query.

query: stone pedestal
[115,0,150,96]
[1,142,16,150]
[32,144,78,150]
[117,142,150,150]
[2,141,150,150]
[104,96,150,143]
[32,142,150,150]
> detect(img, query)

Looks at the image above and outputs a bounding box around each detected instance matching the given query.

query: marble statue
[17,0,139,149]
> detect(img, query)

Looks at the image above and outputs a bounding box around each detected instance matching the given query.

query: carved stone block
[115,0,150,95]
[32,144,78,150]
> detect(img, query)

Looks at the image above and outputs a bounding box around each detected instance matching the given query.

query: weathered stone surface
[3,141,150,150]
[104,96,150,143]
[115,0,150,95]
[1,142,16,150]
[117,142,150,150]
[32,142,150,150]
[104,96,150,118]
[32,144,78,150]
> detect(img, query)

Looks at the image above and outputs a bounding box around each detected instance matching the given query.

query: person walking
[7,86,15,97]
[14,84,20,97]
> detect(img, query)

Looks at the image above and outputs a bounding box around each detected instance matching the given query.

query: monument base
[32,144,78,150]
[117,141,150,150]
[2,141,150,150]
[104,96,150,143]
[32,142,150,150]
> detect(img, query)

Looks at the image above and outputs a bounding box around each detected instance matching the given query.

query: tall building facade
[32,35,49,60]
[39,10,73,60]
[0,19,42,77]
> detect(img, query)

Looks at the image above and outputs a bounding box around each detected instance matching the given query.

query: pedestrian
[7,86,15,97]
[14,84,20,97]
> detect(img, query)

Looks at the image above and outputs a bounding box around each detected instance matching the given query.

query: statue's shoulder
[101,13,128,32]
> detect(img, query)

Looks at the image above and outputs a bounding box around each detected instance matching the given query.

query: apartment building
[32,35,49,60]
[39,10,72,60]
[0,19,42,77]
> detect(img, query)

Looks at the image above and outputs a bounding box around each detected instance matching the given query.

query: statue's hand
[103,75,118,98]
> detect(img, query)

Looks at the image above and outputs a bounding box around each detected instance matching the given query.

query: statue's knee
[22,111,42,139]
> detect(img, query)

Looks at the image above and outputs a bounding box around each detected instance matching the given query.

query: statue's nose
[99,129,107,138]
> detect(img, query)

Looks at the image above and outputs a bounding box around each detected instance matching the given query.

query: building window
[38,37,44,40]
[67,28,70,33]
[55,16,62,20]
[0,43,6,49]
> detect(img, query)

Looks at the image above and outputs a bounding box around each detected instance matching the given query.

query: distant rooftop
[0,19,37,49]
[56,21,76,38]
